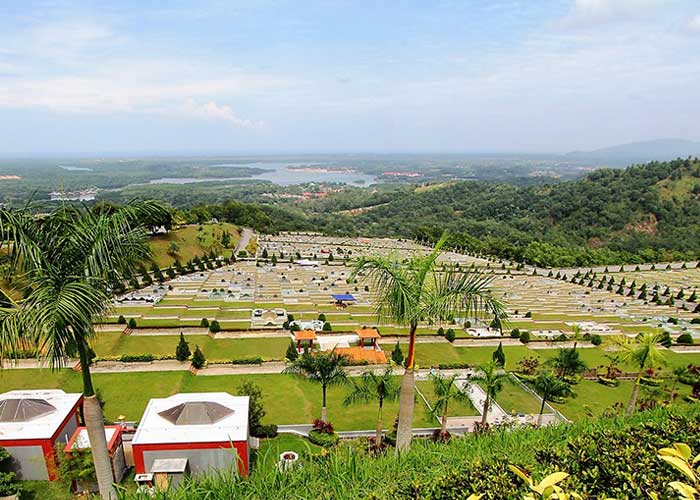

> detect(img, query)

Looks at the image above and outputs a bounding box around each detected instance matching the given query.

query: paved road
[235,227,255,256]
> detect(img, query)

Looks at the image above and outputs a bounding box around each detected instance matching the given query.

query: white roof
[70,427,117,449]
[132,393,249,445]
[0,390,81,441]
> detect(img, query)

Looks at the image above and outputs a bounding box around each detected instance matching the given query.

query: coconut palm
[532,372,575,426]
[546,345,587,379]
[0,200,167,499]
[469,362,512,425]
[343,367,400,444]
[615,332,667,416]
[284,349,348,422]
[351,233,505,451]
[429,373,473,434]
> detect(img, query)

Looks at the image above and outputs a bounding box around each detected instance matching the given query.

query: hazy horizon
[2,0,700,155]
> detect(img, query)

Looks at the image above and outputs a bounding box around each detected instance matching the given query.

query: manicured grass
[182,373,436,430]
[494,381,543,415]
[92,334,288,361]
[549,378,695,421]
[415,380,479,417]
[415,345,534,371]
[0,370,432,430]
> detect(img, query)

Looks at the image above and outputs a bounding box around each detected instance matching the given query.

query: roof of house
[356,328,381,339]
[132,393,249,445]
[293,329,317,340]
[0,390,82,441]
[335,347,388,364]
[64,425,122,453]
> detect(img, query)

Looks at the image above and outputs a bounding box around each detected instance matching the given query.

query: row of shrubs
[117,315,225,333]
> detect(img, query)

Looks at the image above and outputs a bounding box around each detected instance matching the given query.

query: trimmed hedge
[307,429,340,447]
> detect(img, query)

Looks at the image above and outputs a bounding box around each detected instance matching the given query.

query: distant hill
[566,139,700,164]
[312,158,700,267]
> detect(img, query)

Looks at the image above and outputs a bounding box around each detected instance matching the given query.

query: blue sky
[0,0,699,155]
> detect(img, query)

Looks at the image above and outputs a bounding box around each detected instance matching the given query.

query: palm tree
[546,345,587,379]
[284,349,348,422]
[429,373,473,434]
[351,233,505,451]
[0,201,166,499]
[615,332,667,416]
[469,362,512,425]
[532,372,575,426]
[343,367,400,444]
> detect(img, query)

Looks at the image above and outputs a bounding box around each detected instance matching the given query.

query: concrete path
[455,377,508,423]
[235,228,255,256]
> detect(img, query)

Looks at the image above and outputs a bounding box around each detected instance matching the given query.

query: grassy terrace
[92,333,289,361]
[0,370,436,430]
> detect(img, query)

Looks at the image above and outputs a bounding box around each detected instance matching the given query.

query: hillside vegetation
[118,407,700,500]
[160,159,700,268]
[149,222,240,267]
[309,158,700,267]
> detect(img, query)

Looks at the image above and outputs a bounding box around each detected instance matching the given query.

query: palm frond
[351,255,416,325]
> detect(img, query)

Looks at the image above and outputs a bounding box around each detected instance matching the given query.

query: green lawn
[494,382,543,415]
[549,378,696,421]
[415,345,534,371]
[0,370,433,431]
[92,334,288,361]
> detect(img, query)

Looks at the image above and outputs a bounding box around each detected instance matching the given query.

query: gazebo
[356,328,381,349]
[292,330,317,351]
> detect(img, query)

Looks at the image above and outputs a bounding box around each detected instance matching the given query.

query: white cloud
[689,15,700,32]
[561,0,661,28]
[180,99,263,128]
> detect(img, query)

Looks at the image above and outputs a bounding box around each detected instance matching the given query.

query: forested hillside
[160,159,700,268]
[310,158,700,267]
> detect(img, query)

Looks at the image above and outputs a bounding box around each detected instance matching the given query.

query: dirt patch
[625,213,658,235]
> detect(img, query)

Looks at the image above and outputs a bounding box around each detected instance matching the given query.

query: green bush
[209,320,221,333]
[228,357,264,365]
[118,354,155,362]
[445,329,456,342]
[308,429,340,447]
[200,317,210,328]
[677,332,694,345]
[191,345,206,369]
[117,315,126,324]
[510,328,520,338]
[0,448,19,497]
[590,334,603,346]
[175,332,191,361]
[127,318,137,329]
[519,331,531,344]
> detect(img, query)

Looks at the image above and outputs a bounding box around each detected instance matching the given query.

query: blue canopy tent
[331,294,356,306]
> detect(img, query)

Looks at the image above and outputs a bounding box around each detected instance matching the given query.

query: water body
[212,162,377,186]
[147,177,248,185]
[60,165,93,171]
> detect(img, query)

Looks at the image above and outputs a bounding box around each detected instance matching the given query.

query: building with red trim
[64,425,127,491]
[132,393,250,479]
[0,390,83,480]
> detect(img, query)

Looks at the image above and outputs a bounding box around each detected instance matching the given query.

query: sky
[0,0,699,155]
